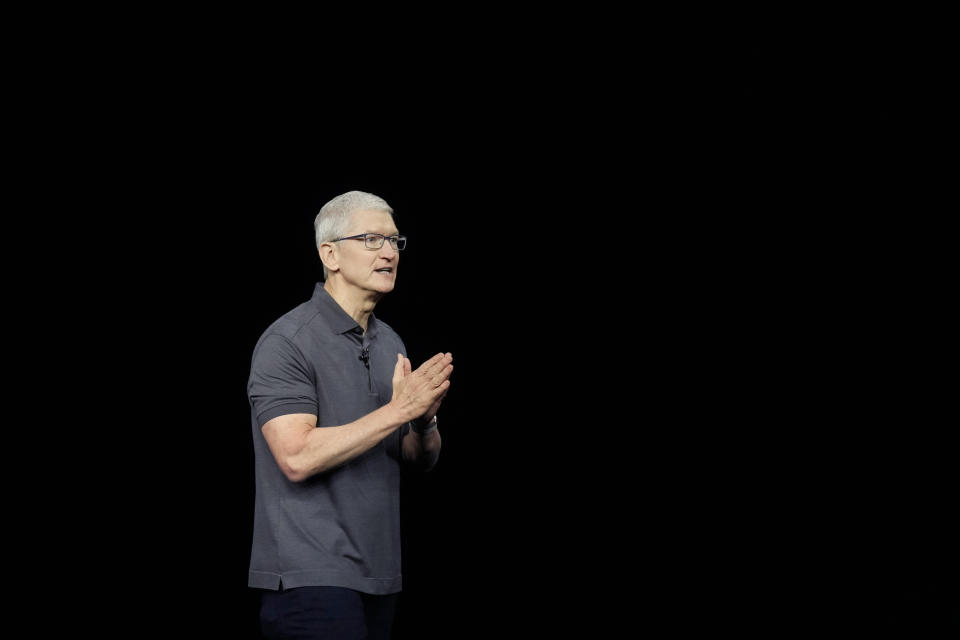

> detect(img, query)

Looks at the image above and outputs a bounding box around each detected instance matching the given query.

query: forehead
[347,209,397,234]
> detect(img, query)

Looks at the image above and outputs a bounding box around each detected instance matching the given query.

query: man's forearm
[285,404,408,480]
[402,427,442,471]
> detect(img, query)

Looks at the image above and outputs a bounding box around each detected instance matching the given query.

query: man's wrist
[412,415,438,435]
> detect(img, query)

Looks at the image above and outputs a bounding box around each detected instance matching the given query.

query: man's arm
[402,424,442,471]
[262,352,452,482]
[401,373,447,470]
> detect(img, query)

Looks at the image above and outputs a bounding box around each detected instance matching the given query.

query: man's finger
[420,352,452,375]
[428,379,451,400]
[424,352,446,371]
[432,364,453,385]
[393,353,404,383]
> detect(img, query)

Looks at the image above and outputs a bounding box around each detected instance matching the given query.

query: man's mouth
[375,268,393,274]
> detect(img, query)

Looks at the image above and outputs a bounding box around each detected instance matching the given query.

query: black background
[21,18,956,637]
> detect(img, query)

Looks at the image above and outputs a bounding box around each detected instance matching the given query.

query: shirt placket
[361,331,377,396]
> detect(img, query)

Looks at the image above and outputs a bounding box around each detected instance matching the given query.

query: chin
[372,281,395,294]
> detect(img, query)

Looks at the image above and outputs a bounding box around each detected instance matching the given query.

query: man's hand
[391,352,453,423]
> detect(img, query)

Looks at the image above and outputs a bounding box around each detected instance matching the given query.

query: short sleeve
[248,334,319,427]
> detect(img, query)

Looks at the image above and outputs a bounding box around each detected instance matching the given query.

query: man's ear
[318,243,339,274]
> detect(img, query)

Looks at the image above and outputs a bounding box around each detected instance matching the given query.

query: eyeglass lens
[364,234,406,250]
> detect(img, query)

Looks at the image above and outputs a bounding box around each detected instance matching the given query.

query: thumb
[403,356,412,376]
[393,353,405,384]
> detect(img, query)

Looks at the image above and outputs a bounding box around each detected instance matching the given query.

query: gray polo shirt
[247,282,410,594]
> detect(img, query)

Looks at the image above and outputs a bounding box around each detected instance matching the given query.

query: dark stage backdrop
[117,140,954,638]
[47,34,956,637]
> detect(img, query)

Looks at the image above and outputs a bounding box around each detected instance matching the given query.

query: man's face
[336,209,400,295]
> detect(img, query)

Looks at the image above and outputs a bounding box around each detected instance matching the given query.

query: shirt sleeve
[248,333,318,428]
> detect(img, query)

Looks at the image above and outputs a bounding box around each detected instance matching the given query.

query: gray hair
[314,190,394,278]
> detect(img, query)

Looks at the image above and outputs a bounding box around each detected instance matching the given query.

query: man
[247,190,452,639]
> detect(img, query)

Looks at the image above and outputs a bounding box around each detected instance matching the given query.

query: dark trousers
[260,586,398,640]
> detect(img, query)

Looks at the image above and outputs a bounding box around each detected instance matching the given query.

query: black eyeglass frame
[330,233,407,251]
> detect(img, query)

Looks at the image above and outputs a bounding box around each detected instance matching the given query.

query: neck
[323,278,380,332]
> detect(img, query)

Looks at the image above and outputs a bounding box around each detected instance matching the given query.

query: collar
[310,282,379,337]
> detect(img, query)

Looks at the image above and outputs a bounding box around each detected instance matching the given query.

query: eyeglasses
[331,233,407,251]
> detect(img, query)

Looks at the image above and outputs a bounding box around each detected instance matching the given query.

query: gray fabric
[247,283,411,594]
